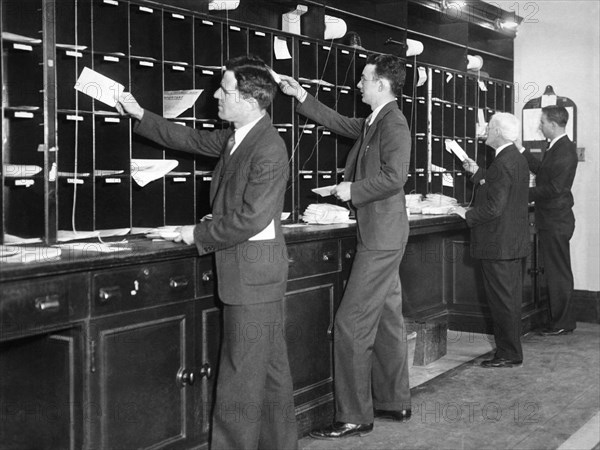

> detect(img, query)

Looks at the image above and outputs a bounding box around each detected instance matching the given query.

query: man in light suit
[452,113,530,368]
[523,105,578,336]
[116,56,297,450]
[278,54,412,439]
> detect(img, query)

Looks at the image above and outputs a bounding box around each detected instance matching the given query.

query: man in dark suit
[278,54,412,439]
[116,56,297,450]
[524,105,578,336]
[452,113,530,368]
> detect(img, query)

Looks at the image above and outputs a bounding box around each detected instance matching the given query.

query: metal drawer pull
[169,276,189,290]
[322,251,335,261]
[201,270,213,283]
[177,368,195,387]
[199,363,212,379]
[344,251,353,259]
[34,295,60,312]
[98,286,121,303]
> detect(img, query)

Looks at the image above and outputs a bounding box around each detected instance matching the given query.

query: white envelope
[249,219,275,241]
[311,185,336,197]
[75,67,124,108]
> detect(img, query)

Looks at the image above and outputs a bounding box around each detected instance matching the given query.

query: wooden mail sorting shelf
[1,0,518,245]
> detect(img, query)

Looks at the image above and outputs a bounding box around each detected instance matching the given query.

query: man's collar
[368,99,396,125]
[548,132,568,150]
[495,142,512,156]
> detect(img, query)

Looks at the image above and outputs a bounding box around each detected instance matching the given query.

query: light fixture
[494,18,519,31]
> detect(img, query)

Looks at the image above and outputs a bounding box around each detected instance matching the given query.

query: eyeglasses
[219,84,239,96]
[360,75,379,83]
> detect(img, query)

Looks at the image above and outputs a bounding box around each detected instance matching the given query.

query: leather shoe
[309,422,373,440]
[481,357,522,368]
[538,328,574,336]
[374,408,412,422]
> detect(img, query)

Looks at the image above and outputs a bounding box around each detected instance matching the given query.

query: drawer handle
[98,286,121,304]
[169,276,189,290]
[34,295,60,312]
[201,270,213,283]
[200,363,212,379]
[322,251,335,261]
[177,368,195,387]
[344,250,353,259]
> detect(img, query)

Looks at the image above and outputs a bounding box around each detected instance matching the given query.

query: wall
[486,0,600,291]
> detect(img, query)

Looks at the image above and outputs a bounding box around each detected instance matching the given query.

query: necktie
[225,133,236,155]
[364,114,372,137]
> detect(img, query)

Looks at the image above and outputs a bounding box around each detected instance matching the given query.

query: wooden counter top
[0,214,466,282]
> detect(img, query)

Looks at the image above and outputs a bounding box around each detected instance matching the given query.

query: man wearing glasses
[278,54,412,439]
[117,55,297,450]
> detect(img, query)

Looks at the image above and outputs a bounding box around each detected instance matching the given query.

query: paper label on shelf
[14,111,34,119]
[201,20,214,26]
[105,178,121,184]
[67,178,84,184]
[66,115,84,121]
[138,60,154,67]
[163,90,203,118]
[478,80,488,91]
[201,69,214,75]
[254,31,266,37]
[138,6,153,13]
[173,177,186,183]
[75,67,125,107]
[14,179,35,187]
[103,55,119,62]
[229,26,241,32]
[66,50,83,58]
[104,117,120,123]
[103,0,118,5]
[203,176,212,181]
[172,13,185,20]
[13,43,33,51]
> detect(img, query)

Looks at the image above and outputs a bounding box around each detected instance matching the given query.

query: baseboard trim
[573,290,600,324]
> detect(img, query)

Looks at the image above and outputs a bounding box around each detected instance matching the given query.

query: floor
[299,322,600,450]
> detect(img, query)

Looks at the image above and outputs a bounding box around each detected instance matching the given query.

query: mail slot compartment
[287,239,340,280]
[0,274,88,340]
[196,255,216,299]
[92,258,195,316]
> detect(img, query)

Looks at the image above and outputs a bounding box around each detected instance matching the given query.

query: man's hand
[462,157,479,174]
[277,75,307,102]
[332,182,352,202]
[173,225,195,245]
[115,92,144,121]
[449,206,467,219]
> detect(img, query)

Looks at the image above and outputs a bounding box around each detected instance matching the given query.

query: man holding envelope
[279,54,412,439]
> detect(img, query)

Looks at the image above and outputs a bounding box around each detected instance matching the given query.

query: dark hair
[366,54,406,96]
[224,55,277,109]
[542,105,569,127]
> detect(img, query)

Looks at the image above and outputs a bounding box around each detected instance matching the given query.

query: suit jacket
[524,136,578,235]
[466,144,530,260]
[297,94,411,250]
[135,111,289,305]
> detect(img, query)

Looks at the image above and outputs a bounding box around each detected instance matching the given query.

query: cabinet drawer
[92,259,195,316]
[0,274,88,340]
[287,240,340,280]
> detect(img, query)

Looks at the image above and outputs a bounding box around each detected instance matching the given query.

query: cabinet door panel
[285,277,335,406]
[88,304,195,450]
[0,330,83,450]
